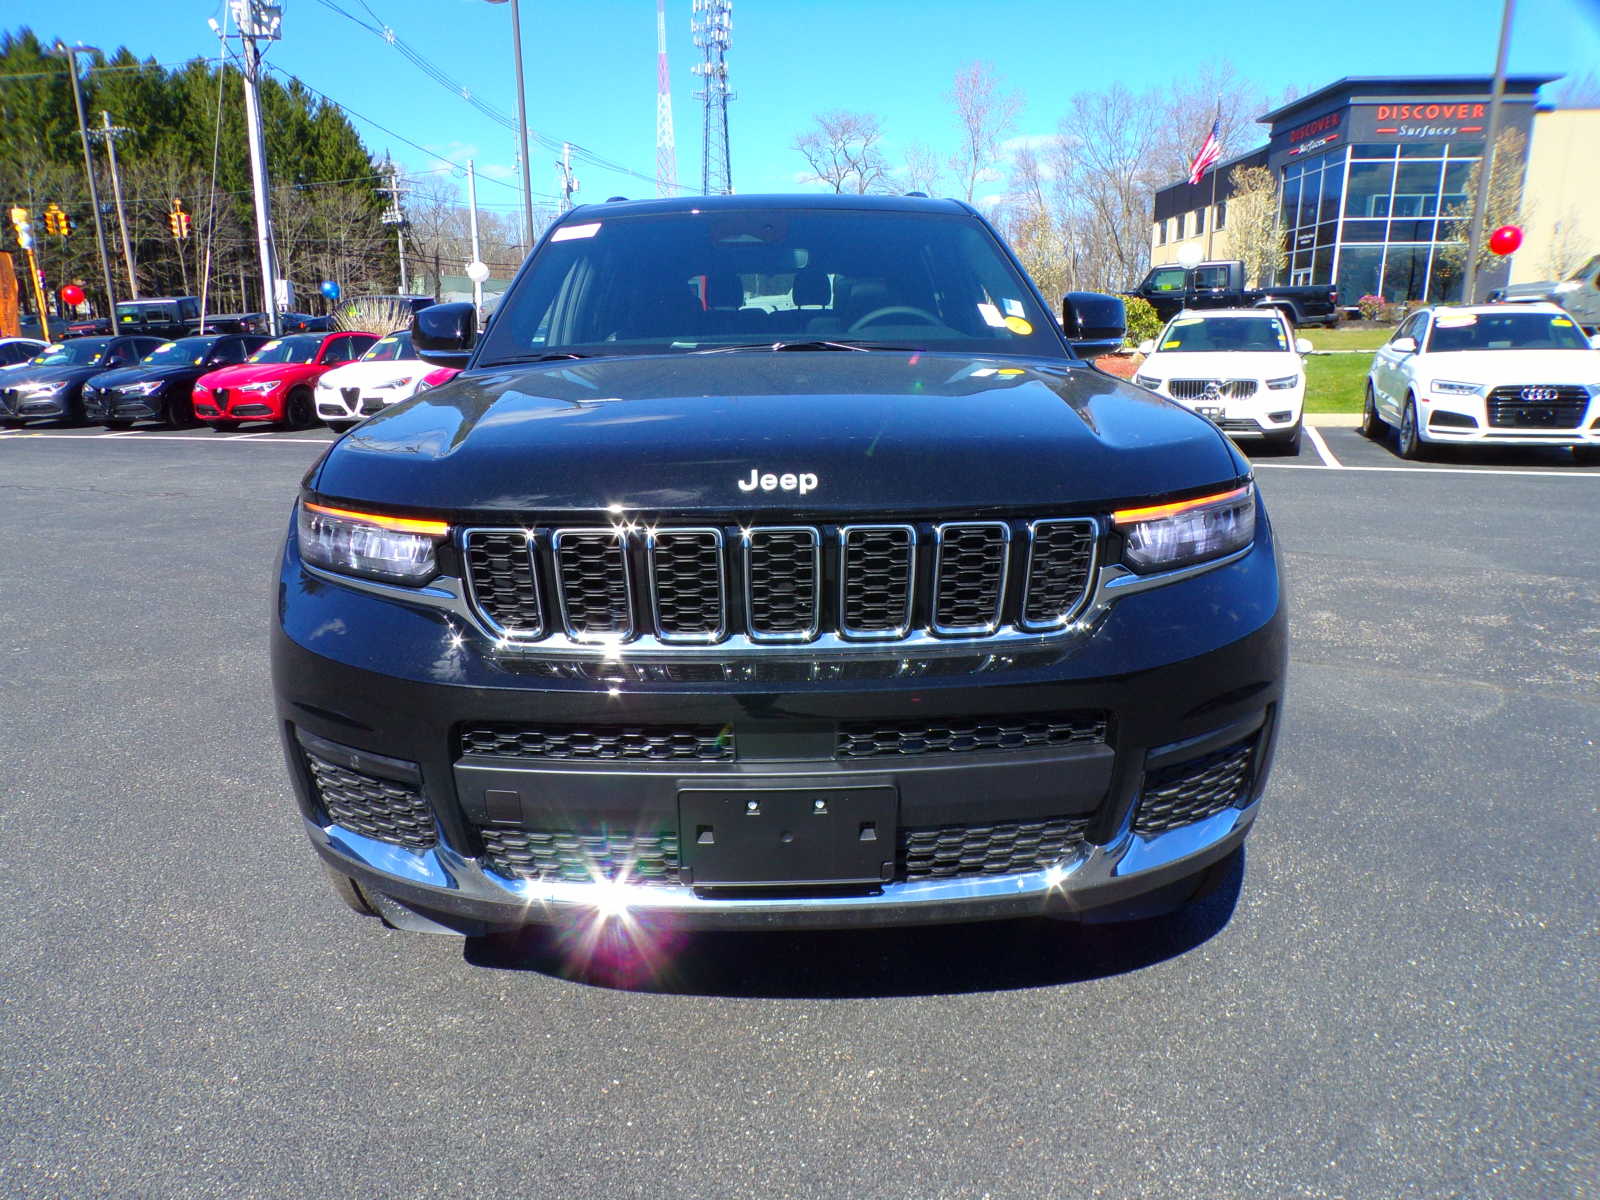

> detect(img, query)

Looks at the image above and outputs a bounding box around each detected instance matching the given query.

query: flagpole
[1206,103,1220,262]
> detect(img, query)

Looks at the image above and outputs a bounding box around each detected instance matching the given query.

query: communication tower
[690,0,733,195]
[656,0,678,196]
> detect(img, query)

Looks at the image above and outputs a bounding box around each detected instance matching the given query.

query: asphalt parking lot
[2,423,1596,1199]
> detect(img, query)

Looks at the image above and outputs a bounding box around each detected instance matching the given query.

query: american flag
[1187,118,1223,185]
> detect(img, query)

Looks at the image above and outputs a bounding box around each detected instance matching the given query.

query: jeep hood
[310,351,1246,515]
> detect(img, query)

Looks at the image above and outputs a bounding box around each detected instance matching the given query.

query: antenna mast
[656,0,678,196]
[690,0,733,195]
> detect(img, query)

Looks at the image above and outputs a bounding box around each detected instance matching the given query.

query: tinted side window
[1192,266,1228,290]
[179,299,200,321]
[320,336,349,363]
[212,339,246,364]
[1149,268,1187,293]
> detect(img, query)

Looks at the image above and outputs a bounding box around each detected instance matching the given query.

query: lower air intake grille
[837,712,1107,759]
[304,751,435,851]
[480,828,682,884]
[463,531,543,636]
[459,722,735,762]
[1134,738,1255,835]
[901,815,1092,880]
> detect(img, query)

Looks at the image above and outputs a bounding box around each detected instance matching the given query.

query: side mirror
[1137,339,1156,356]
[1589,333,1600,350]
[412,302,477,368]
[1294,337,1313,354]
[1061,292,1127,359]
[1391,336,1418,354]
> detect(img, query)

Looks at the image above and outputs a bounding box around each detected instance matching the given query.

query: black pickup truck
[1131,260,1340,327]
[113,296,204,339]
[272,194,1285,941]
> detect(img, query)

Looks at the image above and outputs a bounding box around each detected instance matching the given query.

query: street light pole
[1463,0,1515,304]
[52,42,118,322]
[98,111,139,298]
[231,0,283,337]
[486,0,536,252]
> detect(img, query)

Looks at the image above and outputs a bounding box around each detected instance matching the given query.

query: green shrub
[1123,296,1163,349]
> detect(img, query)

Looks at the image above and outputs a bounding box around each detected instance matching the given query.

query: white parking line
[1254,461,1597,479]
[1303,424,1342,468]
[0,431,331,446]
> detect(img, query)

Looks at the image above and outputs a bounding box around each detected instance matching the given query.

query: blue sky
[12,0,1600,211]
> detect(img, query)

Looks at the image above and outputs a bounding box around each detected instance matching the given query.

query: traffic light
[8,206,33,250]
[168,198,191,240]
[43,204,69,236]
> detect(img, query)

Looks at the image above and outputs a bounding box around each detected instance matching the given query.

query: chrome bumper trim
[308,798,1259,930]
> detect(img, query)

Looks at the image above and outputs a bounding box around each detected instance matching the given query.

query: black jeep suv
[272,195,1285,937]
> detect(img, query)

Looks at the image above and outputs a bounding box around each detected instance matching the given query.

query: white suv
[1134,308,1310,453]
[1363,303,1600,463]
[314,330,432,431]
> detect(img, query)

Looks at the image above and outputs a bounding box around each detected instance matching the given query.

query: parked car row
[1128,301,1600,465]
[0,329,456,432]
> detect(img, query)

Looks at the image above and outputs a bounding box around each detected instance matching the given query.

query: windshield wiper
[486,351,595,365]
[689,339,909,354]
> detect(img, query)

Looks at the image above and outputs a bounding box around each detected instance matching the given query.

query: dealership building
[1150,75,1600,307]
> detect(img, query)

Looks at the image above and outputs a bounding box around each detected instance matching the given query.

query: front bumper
[272,512,1286,933]
[83,387,162,421]
[1420,394,1600,447]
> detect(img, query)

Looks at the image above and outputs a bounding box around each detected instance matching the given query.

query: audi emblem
[1519,386,1560,402]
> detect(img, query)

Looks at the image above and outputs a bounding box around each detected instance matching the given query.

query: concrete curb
[1307,413,1361,427]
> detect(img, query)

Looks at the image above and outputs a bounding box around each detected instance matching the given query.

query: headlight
[1133,374,1162,391]
[19,380,66,396]
[1266,375,1300,390]
[1431,380,1483,396]
[238,378,282,394]
[373,376,413,391]
[296,501,447,584]
[1114,484,1256,574]
[117,380,163,396]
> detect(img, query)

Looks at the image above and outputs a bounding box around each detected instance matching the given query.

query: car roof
[565,192,972,220]
[1171,308,1289,320]
[1423,302,1567,317]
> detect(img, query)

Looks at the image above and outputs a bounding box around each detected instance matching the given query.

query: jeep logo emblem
[738,468,818,495]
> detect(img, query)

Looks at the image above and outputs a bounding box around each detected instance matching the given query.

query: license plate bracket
[678,785,898,887]
[1196,404,1225,420]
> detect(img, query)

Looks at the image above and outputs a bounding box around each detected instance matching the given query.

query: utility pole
[95,111,138,299]
[557,143,578,212]
[1463,0,1515,304]
[466,158,485,315]
[51,42,117,321]
[231,0,283,336]
[379,160,409,294]
[691,0,734,195]
[485,0,536,252]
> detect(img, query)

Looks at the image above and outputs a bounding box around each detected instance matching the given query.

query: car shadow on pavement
[461,849,1244,997]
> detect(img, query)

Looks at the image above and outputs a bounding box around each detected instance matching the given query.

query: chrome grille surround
[462,528,544,639]
[1020,519,1099,630]
[551,528,633,641]
[838,523,916,639]
[647,527,727,644]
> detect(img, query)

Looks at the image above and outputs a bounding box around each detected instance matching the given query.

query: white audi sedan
[314,330,432,430]
[1134,309,1310,453]
[1364,302,1600,463]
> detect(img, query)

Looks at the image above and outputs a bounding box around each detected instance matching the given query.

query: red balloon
[1488,225,1522,256]
[59,283,85,306]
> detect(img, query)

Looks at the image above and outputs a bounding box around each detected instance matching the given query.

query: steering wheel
[847,305,942,334]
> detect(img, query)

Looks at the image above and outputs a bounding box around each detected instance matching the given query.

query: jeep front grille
[459,516,1098,651]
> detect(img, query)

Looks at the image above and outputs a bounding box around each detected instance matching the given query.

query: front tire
[1397,394,1427,460]
[321,863,379,918]
[1268,420,1303,455]
[1361,383,1386,439]
[282,389,315,430]
[1573,447,1600,467]
[165,392,197,428]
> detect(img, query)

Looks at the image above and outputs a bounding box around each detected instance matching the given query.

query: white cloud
[1001,132,1062,154]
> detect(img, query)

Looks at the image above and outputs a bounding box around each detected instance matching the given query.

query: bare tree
[1225,165,1284,287]
[999,145,1070,301]
[1543,208,1592,279]
[794,111,892,194]
[1149,59,1271,186]
[947,61,1023,203]
[899,140,944,196]
[1438,127,1531,276]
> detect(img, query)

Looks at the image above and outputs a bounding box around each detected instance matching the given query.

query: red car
[193,331,377,430]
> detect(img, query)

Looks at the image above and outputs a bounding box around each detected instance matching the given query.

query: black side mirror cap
[1061,292,1127,359]
[412,302,477,368]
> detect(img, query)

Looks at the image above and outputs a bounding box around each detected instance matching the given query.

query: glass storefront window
[1342,219,1388,242]
[1389,219,1436,243]
[1337,245,1383,305]
[1346,161,1395,218]
[1352,143,1398,159]
[1399,142,1448,158]
[1381,245,1430,303]
[1394,160,1443,217]
[1448,141,1485,158]
[1315,220,1338,248]
[1427,246,1465,303]
[1298,169,1322,227]
[1281,171,1301,230]
[1319,159,1344,223]
[1312,245,1334,284]
[1441,161,1472,213]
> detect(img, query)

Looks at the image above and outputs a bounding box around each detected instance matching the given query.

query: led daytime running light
[302,501,449,537]
[1112,485,1251,526]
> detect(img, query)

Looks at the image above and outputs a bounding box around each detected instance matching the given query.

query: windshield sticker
[551,222,601,242]
[1003,316,1033,336]
[1170,317,1202,328]
[1162,340,1182,349]
[977,302,1005,328]
[1003,299,1025,318]
[1434,314,1478,328]
[1550,317,1575,327]
[259,339,282,351]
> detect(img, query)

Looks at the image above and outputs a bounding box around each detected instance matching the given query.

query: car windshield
[1426,311,1591,352]
[143,338,216,365]
[360,332,413,362]
[1156,316,1289,353]
[247,336,321,364]
[33,339,108,365]
[475,207,1066,364]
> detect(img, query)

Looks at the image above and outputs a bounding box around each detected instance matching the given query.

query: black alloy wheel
[1360,384,1385,439]
[1397,394,1426,461]
[283,389,315,430]
[165,391,196,428]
